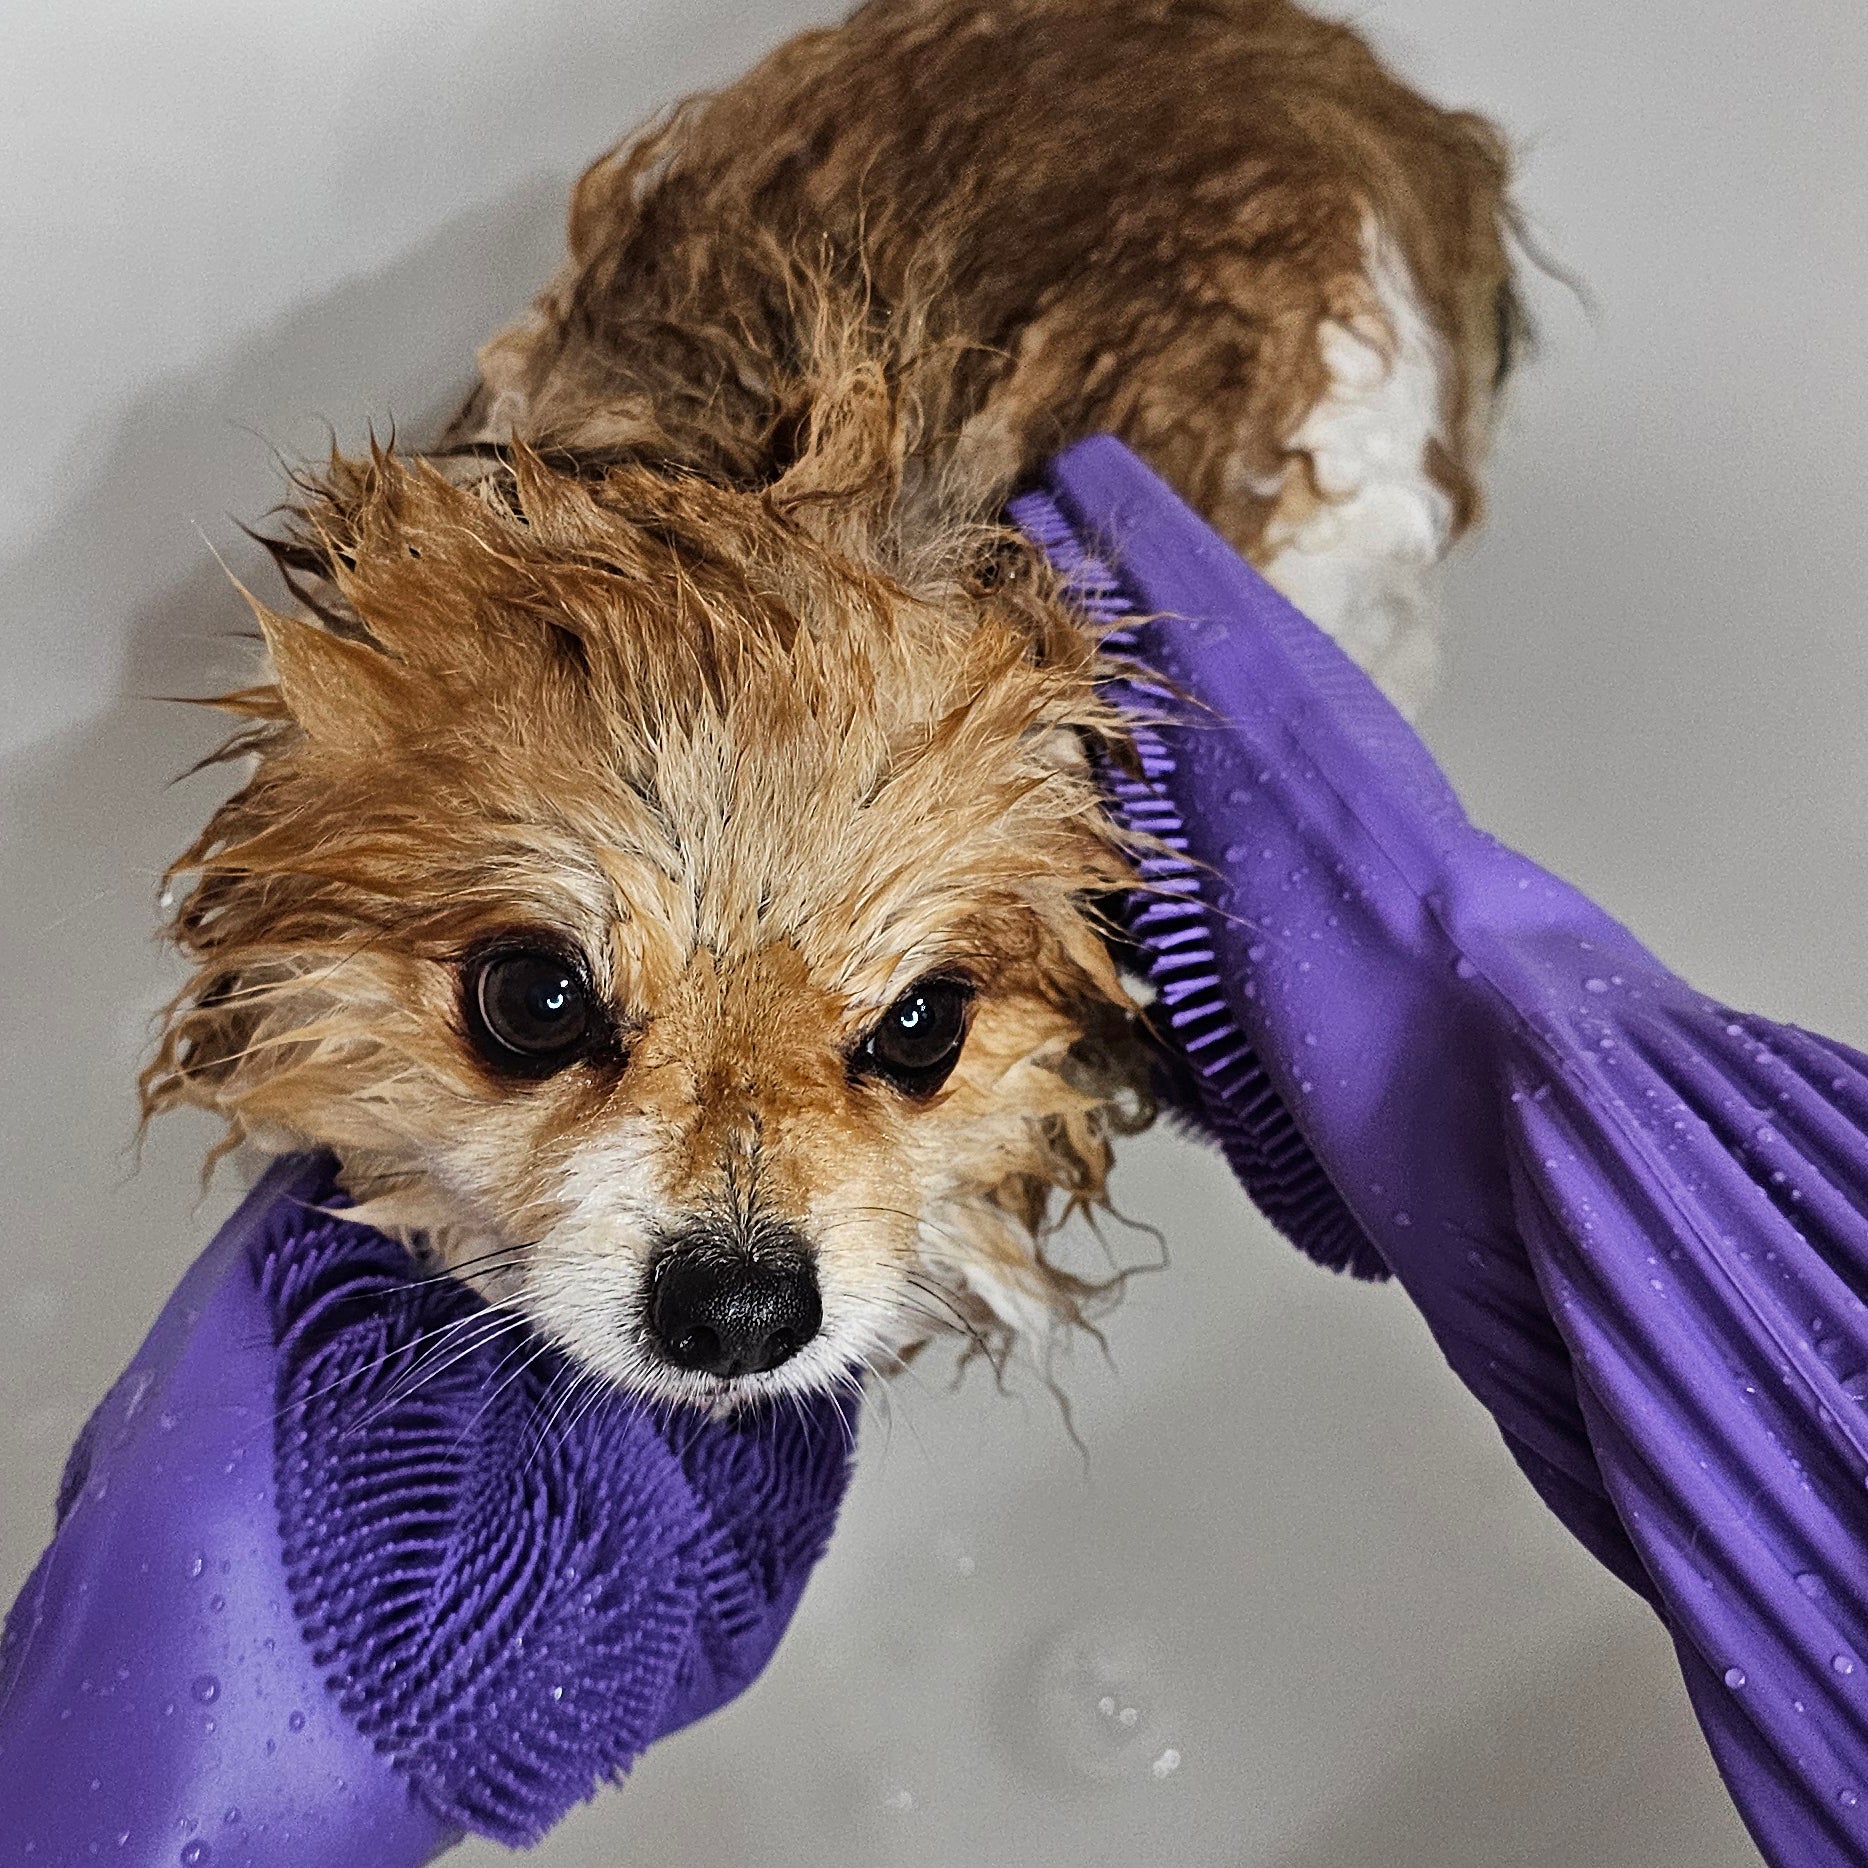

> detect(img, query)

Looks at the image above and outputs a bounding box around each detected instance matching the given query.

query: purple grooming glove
[1017,437,1868,1868]
[0,1153,854,1864]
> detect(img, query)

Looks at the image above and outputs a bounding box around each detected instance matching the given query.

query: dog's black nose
[647,1240,822,1379]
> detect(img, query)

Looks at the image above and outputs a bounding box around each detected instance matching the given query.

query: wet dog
[145,0,1517,1408]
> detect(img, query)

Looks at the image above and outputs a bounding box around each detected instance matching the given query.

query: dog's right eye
[463,947,600,1078]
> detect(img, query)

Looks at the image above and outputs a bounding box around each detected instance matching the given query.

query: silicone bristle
[255,1171,848,1845]
[1010,487,1389,1281]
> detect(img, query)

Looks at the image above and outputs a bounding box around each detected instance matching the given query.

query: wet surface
[10,0,1866,1859]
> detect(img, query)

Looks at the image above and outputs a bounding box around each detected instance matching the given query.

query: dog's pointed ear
[768,362,904,554]
[239,585,417,751]
[761,239,919,561]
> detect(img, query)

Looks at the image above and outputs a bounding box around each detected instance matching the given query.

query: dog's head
[147,445,1152,1406]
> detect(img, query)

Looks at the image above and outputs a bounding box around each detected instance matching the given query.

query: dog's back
[445,0,1516,701]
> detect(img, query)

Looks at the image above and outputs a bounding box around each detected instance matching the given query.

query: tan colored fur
[144,0,1516,1404]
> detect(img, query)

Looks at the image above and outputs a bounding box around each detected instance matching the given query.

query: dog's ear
[241,596,417,752]
[247,447,620,747]
[767,356,905,554]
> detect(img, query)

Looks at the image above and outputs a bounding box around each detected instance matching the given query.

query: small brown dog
[145,0,1517,1408]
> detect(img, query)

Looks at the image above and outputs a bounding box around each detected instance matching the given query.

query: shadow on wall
[0,175,568,1571]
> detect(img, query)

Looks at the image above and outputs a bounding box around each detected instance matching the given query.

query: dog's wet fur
[145,0,1516,1409]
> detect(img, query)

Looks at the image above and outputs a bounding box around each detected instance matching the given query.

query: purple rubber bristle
[1008,484,1390,1281]
[255,1166,853,1845]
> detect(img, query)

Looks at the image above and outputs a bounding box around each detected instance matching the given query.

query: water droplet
[287,1710,306,1733]
[1834,1653,1857,1676]
[207,1594,225,1614]
[1246,943,1268,963]
[1584,977,1610,994]
[222,1810,240,1828]
[549,1684,564,1702]
[190,1675,219,1705]
[883,1788,916,1813]
[1392,1211,1413,1228]
[1453,956,1478,980]
[1724,1667,1747,1690]
[1842,1788,1861,1811]
[1151,1748,1181,1779]
[1031,1622,1166,1780]
[179,1845,210,1867]
[1796,1571,1827,1599]
[186,1555,205,1580]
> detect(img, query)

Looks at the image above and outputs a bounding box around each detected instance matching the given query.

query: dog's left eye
[463,947,600,1078]
[856,977,974,1097]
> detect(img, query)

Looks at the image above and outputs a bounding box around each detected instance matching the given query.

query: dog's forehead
[581,737,1045,1012]
[501,627,1092,997]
